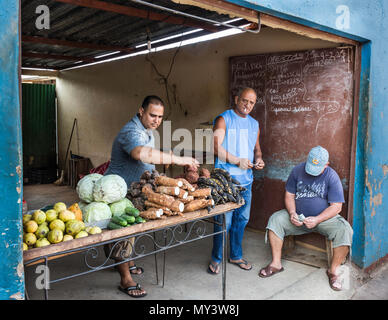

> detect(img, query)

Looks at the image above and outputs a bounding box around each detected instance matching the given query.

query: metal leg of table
[162,236,167,288]
[153,232,159,285]
[222,213,227,300]
[24,274,29,300]
[44,257,49,300]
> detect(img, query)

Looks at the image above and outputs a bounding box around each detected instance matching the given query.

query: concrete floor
[23,184,387,300]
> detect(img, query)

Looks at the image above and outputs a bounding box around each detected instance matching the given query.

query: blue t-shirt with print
[105,114,155,187]
[285,162,344,217]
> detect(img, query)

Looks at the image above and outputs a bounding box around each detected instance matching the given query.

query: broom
[54,118,77,186]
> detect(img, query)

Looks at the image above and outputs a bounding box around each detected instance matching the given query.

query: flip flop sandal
[129,265,144,275]
[228,258,252,271]
[118,284,147,298]
[207,262,220,275]
[113,264,144,274]
[258,264,284,278]
[326,270,342,291]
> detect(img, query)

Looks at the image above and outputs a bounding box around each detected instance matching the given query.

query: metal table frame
[24,211,228,300]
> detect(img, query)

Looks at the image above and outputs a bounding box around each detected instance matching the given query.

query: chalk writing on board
[230,48,352,135]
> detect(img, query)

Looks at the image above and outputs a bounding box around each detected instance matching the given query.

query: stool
[325,238,334,267]
[283,235,333,268]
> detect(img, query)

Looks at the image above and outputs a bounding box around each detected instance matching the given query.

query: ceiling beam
[58,18,253,70]
[55,0,219,32]
[21,64,61,71]
[22,51,97,63]
[171,0,259,23]
[59,28,213,70]
[260,13,358,45]
[22,35,136,53]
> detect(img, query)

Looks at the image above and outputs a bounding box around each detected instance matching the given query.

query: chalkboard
[229,47,354,244]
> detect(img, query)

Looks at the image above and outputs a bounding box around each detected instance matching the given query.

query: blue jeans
[211,184,252,263]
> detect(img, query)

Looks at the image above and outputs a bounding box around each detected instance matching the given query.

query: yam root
[177,188,188,199]
[129,188,141,198]
[155,175,183,187]
[176,178,195,192]
[130,181,142,190]
[170,200,184,213]
[180,195,194,204]
[140,208,165,220]
[142,186,183,212]
[199,168,211,178]
[142,185,154,194]
[164,210,184,217]
[151,169,160,179]
[185,165,198,173]
[144,190,175,207]
[144,200,176,216]
[144,200,169,210]
[140,170,152,180]
[189,188,211,198]
[184,199,215,212]
[156,186,180,196]
[131,197,145,211]
[185,171,199,184]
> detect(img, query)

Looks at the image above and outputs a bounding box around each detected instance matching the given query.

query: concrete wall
[230,0,388,270]
[57,27,336,179]
[0,0,24,299]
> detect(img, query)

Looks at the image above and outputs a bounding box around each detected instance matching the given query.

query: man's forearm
[315,203,342,224]
[254,149,262,163]
[133,146,174,165]
[284,192,296,215]
[214,145,240,165]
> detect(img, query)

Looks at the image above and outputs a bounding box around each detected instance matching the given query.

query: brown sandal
[258,264,284,278]
[326,270,342,291]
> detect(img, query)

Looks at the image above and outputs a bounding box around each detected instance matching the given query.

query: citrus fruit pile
[23,202,101,251]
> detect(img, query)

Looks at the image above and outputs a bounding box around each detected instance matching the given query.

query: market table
[23,202,242,300]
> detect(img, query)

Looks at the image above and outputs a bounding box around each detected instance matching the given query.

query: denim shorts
[266,209,353,248]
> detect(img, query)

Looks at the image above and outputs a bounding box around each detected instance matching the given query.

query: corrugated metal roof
[21,0,254,70]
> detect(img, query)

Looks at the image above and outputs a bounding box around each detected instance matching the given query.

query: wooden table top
[23,202,241,264]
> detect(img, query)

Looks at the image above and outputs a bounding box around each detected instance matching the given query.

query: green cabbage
[78,201,88,212]
[83,202,112,223]
[76,173,103,203]
[109,198,134,217]
[93,174,127,204]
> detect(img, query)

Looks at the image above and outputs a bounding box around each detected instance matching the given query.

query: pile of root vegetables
[127,169,214,220]
[197,168,246,205]
[127,168,245,220]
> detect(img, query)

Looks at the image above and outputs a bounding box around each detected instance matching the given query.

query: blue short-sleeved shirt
[105,114,155,187]
[285,162,345,217]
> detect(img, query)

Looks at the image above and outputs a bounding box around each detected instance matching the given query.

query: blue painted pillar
[0,1,24,299]
[351,42,371,267]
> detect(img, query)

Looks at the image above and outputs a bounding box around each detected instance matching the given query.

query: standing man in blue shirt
[208,87,265,274]
[104,95,199,298]
[259,146,353,291]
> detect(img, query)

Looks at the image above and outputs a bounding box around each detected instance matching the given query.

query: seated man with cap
[258,146,353,291]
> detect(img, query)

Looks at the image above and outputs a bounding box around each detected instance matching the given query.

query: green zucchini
[135,216,145,224]
[111,216,128,227]
[121,214,136,224]
[125,207,140,217]
[108,221,124,230]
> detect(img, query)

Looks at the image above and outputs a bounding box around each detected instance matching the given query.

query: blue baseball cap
[305,146,329,176]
